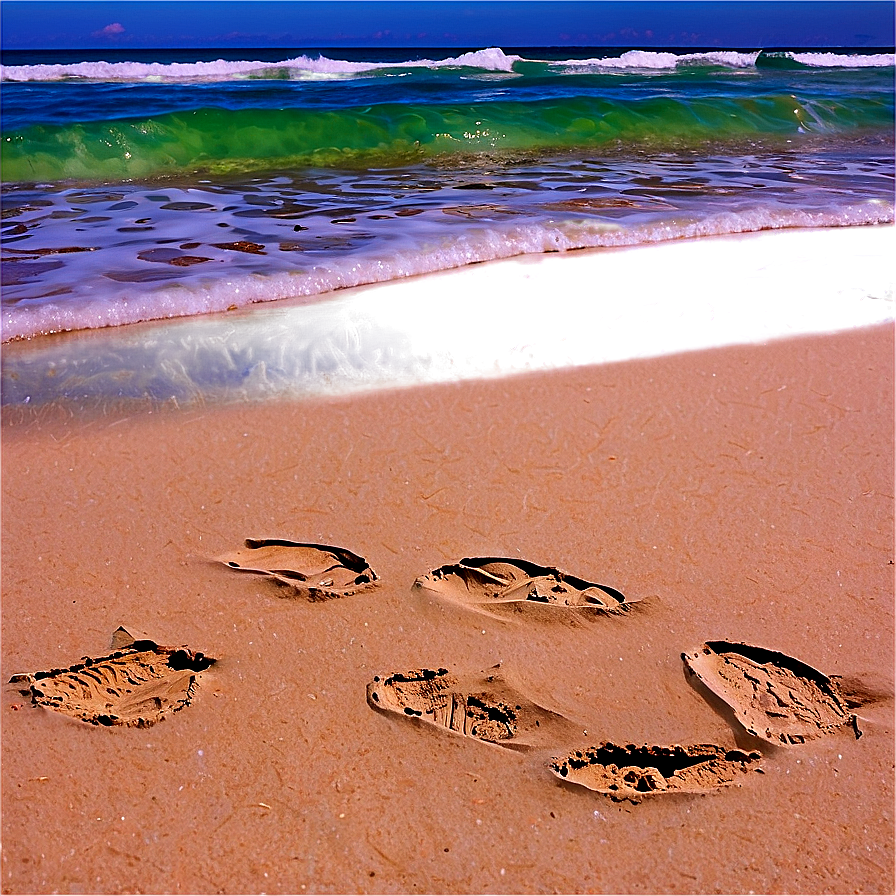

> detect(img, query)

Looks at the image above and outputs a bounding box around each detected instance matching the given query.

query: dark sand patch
[137,248,212,266]
[211,240,266,254]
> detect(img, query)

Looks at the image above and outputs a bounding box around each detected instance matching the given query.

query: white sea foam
[3,203,890,344]
[5,47,893,82]
[545,50,760,71]
[0,47,521,82]
[791,52,895,68]
[544,49,896,71]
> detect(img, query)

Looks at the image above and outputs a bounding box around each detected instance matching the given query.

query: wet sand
[2,322,894,894]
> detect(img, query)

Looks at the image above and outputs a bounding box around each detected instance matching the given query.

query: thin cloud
[93,22,125,39]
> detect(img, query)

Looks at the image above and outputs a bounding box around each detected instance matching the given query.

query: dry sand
[2,322,893,894]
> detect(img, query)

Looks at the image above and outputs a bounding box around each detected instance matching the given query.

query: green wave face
[2,95,893,183]
[755,50,810,70]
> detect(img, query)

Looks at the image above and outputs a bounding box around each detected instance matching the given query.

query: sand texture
[2,323,893,894]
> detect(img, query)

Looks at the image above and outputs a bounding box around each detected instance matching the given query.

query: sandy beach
[3,13,895,892]
[2,304,893,892]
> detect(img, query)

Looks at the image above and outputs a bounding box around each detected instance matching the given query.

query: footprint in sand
[413,556,637,619]
[8,627,215,728]
[216,539,378,600]
[550,742,762,801]
[366,665,583,752]
[682,641,863,746]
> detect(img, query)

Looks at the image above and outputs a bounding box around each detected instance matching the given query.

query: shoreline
[0,320,896,439]
[2,319,893,893]
[2,220,894,347]
[3,225,894,414]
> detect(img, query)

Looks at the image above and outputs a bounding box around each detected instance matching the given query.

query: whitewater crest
[0,47,522,82]
[3,47,893,83]
[789,51,896,68]
[545,50,761,71]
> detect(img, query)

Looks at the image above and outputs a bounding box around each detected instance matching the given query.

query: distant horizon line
[4,42,894,51]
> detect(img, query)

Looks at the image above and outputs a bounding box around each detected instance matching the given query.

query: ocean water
[0,45,894,406]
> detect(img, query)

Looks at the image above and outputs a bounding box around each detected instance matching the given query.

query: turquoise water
[4,92,893,182]
[3,47,894,181]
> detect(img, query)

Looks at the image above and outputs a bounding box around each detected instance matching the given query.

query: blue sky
[1,1,893,50]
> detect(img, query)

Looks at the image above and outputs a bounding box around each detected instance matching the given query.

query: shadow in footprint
[550,742,762,803]
[681,662,771,754]
[413,556,641,622]
[681,641,865,746]
[9,627,215,728]
[366,664,584,752]
[216,538,378,600]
